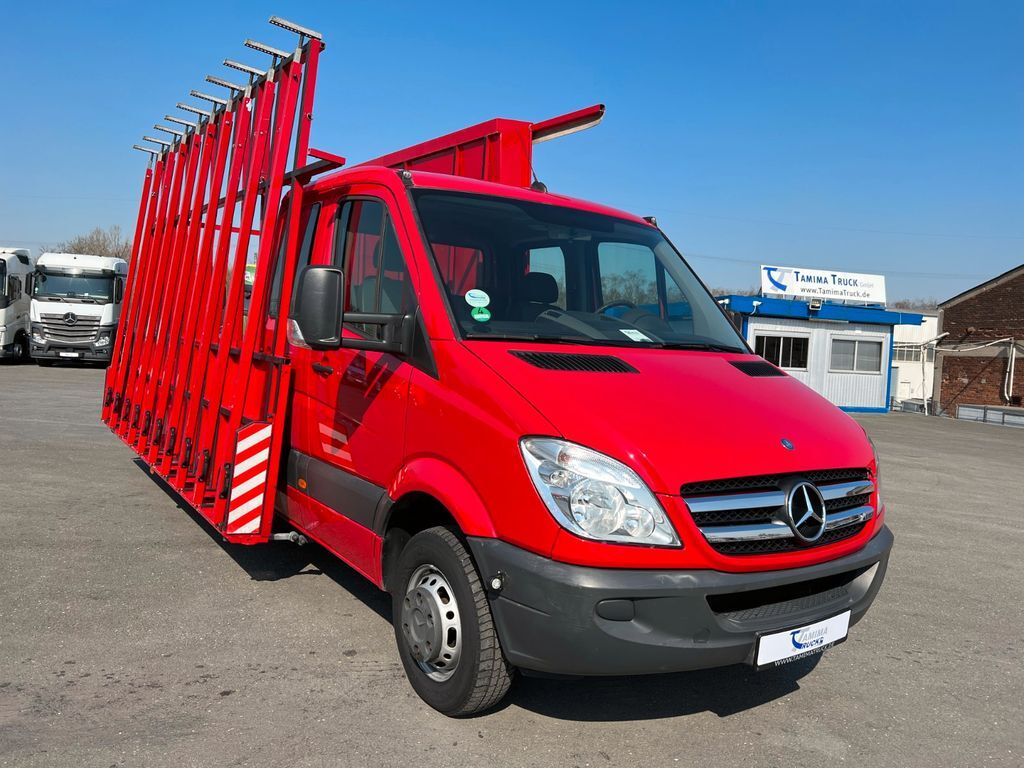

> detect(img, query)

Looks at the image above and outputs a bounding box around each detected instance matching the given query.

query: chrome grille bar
[684,489,785,514]
[684,474,875,551]
[824,505,874,530]
[819,480,875,500]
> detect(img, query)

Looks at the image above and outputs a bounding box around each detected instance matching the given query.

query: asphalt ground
[1,364,1021,767]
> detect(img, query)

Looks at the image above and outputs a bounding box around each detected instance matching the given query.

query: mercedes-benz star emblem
[63,312,78,326]
[786,481,827,543]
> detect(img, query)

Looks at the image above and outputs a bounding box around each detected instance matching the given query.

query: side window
[271,202,320,318]
[831,338,883,373]
[332,198,413,338]
[526,247,566,309]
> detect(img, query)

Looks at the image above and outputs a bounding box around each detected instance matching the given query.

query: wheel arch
[378,457,497,591]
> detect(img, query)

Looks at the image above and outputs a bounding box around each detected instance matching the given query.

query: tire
[391,526,513,716]
[17,333,30,363]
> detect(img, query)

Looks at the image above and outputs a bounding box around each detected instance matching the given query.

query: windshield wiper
[463,333,593,345]
[655,341,745,353]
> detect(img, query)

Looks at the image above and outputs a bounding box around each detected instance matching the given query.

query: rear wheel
[391,526,513,716]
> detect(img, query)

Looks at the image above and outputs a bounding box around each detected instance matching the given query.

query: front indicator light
[520,437,680,547]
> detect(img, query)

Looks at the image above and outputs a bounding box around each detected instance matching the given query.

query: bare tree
[53,225,132,260]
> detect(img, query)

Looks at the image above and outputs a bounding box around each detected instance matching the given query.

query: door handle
[312,362,334,375]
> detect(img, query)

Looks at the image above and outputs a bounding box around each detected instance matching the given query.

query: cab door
[300,186,418,573]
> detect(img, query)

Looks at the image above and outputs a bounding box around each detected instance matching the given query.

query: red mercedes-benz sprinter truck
[104,17,891,716]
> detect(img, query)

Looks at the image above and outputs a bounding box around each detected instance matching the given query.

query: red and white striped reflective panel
[225,422,273,535]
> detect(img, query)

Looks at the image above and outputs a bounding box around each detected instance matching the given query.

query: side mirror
[294,265,343,349]
[114,277,125,304]
[25,273,35,296]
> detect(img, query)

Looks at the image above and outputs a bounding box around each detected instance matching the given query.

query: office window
[831,339,883,373]
[755,334,809,369]
[893,343,934,363]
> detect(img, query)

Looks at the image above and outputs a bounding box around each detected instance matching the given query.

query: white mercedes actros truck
[29,253,128,365]
[0,248,35,362]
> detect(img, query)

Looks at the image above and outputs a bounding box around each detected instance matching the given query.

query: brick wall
[941,270,1024,341]
[937,352,1023,413]
[936,267,1024,412]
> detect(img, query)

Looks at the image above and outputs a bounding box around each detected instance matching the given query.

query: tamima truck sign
[761,265,887,304]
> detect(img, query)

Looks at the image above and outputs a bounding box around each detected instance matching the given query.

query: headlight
[520,437,680,547]
[32,329,45,343]
[95,332,111,348]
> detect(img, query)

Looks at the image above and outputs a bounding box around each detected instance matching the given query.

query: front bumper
[30,342,112,361]
[467,525,893,676]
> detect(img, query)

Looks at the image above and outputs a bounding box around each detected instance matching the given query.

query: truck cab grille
[39,313,100,343]
[682,469,874,556]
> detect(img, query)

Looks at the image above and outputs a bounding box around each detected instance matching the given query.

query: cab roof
[307,165,651,227]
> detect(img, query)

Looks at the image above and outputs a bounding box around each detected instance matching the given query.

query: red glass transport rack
[102,14,604,545]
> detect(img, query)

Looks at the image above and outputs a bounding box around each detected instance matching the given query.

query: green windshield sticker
[470,306,492,322]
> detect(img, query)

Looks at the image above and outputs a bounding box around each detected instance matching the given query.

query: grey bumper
[467,526,893,676]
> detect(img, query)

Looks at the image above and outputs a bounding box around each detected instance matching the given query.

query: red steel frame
[103,29,337,544]
[103,16,605,547]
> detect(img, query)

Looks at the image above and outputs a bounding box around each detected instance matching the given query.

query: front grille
[681,468,869,496]
[707,566,870,620]
[682,470,875,556]
[39,313,100,343]
[710,523,867,556]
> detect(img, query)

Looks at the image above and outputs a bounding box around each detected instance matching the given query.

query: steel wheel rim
[401,563,463,681]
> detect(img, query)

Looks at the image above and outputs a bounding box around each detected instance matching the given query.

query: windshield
[412,191,746,351]
[34,271,114,303]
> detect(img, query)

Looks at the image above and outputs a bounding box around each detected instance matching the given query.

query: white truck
[29,253,128,365]
[0,248,35,362]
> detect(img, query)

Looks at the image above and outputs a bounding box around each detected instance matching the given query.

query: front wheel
[391,526,513,716]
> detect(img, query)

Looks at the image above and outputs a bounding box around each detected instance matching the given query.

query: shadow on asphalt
[134,458,817,721]
[505,655,819,721]
[134,459,391,622]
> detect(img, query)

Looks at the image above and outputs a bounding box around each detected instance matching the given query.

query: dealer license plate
[756,610,850,668]
[59,352,80,358]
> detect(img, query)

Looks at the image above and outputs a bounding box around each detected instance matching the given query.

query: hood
[467,342,873,494]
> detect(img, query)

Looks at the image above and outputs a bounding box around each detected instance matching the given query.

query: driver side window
[332,198,413,339]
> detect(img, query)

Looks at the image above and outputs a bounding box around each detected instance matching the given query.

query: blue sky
[2,1,1021,301]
